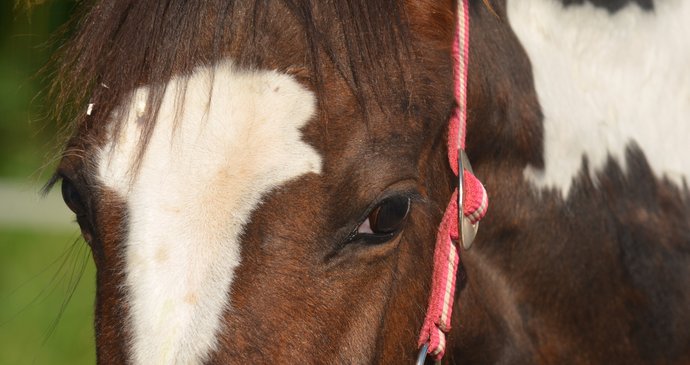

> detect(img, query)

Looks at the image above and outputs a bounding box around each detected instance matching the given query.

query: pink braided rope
[417,0,488,361]
[418,191,460,359]
[448,0,470,166]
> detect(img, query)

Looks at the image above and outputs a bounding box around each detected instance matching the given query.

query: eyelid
[362,190,419,217]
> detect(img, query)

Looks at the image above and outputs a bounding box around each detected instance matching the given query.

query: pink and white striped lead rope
[417,0,488,361]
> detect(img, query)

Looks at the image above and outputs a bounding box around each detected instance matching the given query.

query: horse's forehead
[96,60,322,365]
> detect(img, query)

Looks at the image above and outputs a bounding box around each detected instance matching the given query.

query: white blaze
[98,60,322,364]
[508,0,690,195]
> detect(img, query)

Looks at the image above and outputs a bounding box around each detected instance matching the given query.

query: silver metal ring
[458,149,479,250]
[416,342,430,365]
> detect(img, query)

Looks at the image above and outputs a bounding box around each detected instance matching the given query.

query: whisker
[0,234,82,328]
[40,237,90,346]
[0,233,79,306]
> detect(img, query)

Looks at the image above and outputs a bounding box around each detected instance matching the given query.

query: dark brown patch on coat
[562,0,654,13]
[439,3,690,365]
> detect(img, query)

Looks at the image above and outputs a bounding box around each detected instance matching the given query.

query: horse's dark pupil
[61,180,82,214]
[369,197,409,234]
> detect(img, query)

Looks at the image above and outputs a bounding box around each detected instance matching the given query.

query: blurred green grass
[0,228,95,365]
[1,1,96,364]
[0,1,76,179]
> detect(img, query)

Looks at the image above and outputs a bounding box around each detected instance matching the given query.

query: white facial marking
[98,60,322,365]
[508,0,690,195]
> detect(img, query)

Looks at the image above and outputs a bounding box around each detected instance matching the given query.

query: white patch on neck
[508,0,690,195]
[97,60,322,365]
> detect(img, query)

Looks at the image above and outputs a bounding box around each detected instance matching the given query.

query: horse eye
[61,178,84,215]
[357,196,411,236]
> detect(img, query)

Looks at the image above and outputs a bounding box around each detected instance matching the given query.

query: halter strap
[417,0,488,361]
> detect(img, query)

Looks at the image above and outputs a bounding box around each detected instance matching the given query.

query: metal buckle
[458,149,478,250]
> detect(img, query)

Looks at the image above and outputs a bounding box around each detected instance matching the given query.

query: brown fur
[49,0,690,364]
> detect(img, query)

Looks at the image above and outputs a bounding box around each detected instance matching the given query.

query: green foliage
[0,1,77,179]
[0,228,96,365]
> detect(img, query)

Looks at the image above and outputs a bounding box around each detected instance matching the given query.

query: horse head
[49,0,690,363]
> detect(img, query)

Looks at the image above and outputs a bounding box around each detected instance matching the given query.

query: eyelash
[343,193,415,245]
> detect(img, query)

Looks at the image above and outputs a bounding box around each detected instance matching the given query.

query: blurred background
[1,1,95,364]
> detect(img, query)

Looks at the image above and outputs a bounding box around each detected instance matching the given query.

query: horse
[46,0,690,363]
